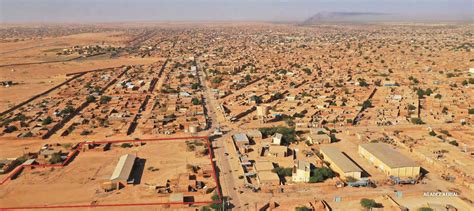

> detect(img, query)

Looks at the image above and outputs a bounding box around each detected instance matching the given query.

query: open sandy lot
[0,139,216,208]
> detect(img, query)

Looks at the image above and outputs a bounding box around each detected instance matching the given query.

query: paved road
[197,61,242,209]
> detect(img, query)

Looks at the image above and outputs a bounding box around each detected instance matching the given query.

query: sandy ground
[0,139,215,208]
[0,31,158,111]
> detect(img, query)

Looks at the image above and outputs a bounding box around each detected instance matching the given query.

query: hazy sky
[0,0,472,23]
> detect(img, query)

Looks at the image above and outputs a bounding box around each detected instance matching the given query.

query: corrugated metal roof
[360,143,418,168]
[110,154,136,182]
[233,133,249,143]
[320,146,362,173]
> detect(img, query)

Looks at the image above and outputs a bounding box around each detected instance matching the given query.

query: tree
[302,68,312,75]
[411,118,424,125]
[42,116,53,125]
[425,88,433,96]
[272,167,293,177]
[86,95,96,103]
[359,80,369,87]
[362,100,372,109]
[407,104,417,111]
[259,126,296,145]
[434,93,442,99]
[469,108,474,114]
[360,198,382,210]
[100,96,112,104]
[418,207,433,211]
[192,97,201,105]
[309,167,334,183]
[429,131,436,136]
[49,153,63,164]
[416,89,425,99]
[121,143,133,148]
[449,140,459,146]
[244,74,251,81]
[212,77,222,84]
[80,130,91,136]
[209,194,228,211]
[61,106,75,114]
[4,125,18,133]
[191,83,200,89]
[295,206,312,211]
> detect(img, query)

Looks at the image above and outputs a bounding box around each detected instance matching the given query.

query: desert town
[0,22,473,211]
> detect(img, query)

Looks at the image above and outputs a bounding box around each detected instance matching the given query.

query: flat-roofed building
[254,160,274,172]
[292,160,311,182]
[257,171,280,186]
[320,146,362,179]
[110,154,136,186]
[272,133,283,145]
[233,133,250,147]
[268,145,288,157]
[306,134,331,145]
[359,143,420,178]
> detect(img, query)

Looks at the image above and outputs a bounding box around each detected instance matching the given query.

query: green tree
[302,68,312,75]
[192,97,201,105]
[86,95,96,103]
[62,106,75,114]
[49,153,63,164]
[360,198,382,210]
[295,206,312,211]
[212,77,222,84]
[362,100,372,109]
[411,118,424,125]
[4,125,18,133]
[272,167,293,177]
[418,207,433,211]
[244,74,251,81]
[309,167,335,183]
[191,83,200,89]
[42,116,53,125]
[100,96,112,104]
[469,108,474,114]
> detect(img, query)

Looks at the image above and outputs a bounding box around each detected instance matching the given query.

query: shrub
[469,108,474,115]
[418,207,433,211]
[192,97,201,105]
[309,167,334,183]
[429,131,437,136]
[42,116,53,125]
[449,140,459,146]
[259,126,296,145]
[362,100,372,109]
[49,153,63,164]
[80,130,91,136]
[411,118,424,125]
[272,167,292,177]
[295,206,312,211]
[86,95,96,103]
[4,125,18,133]
[360,198,382,209]
[100,96,112,104]
[121,143,133,148]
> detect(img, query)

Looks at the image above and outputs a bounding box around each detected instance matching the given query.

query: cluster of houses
[139,58,206,135]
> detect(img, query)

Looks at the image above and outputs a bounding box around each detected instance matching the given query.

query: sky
[0,0,472,23]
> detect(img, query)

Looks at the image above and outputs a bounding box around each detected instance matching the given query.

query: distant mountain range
[302,12,388,24]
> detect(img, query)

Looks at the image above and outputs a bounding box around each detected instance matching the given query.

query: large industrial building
[320,146,363,180]
[359,143,420,178]
[110,154,137,186]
